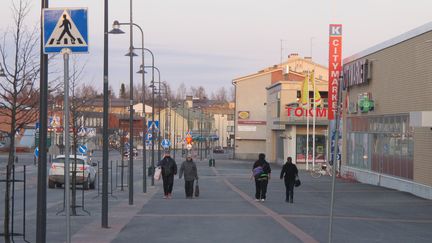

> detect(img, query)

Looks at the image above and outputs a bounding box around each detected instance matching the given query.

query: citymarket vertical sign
[328,24,342,120]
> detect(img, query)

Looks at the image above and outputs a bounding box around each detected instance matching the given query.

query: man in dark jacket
[252,153,271,202]
[179,155,198,198]
[280,157,298,203]
[158,151,177,199]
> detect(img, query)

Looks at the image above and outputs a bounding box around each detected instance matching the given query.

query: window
[346,114,413,179]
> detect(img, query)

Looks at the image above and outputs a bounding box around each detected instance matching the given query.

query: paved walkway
[62,158,432,243]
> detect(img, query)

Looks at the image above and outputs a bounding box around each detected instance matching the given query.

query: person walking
[252,153,271,202]
[158,151,177,199]
[280,157,298,203]
[179,155,198,199]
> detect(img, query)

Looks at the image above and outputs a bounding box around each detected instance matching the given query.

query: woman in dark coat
[158,151,177,199]
[280,157,298,203]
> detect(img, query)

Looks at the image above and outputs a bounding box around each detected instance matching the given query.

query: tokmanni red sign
[328,24,342,120]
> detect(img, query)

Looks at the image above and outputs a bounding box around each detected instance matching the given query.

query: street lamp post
[109,15,137,205]
[111,20,149,193]
[200,110,203,161]
[144,65,160,186]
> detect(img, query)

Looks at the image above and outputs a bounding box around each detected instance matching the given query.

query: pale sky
[1,0,432,97]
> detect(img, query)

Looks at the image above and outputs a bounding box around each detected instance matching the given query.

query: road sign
[77,126,86,136]
[186,144,192,150]
[161,139,171,148]
[43,8,88,53]
[34,147,39,158]
[78,144,88,154]
[147,120,159,133]
[145,133,153,141]
[87,128,96,137]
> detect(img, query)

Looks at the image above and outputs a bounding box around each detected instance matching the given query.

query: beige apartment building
[233,54,328,161]
[342,22,432,199]
[266,71,328,164]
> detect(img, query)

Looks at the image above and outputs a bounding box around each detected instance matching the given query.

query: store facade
[266,72,329,165]
[342,22,432,199]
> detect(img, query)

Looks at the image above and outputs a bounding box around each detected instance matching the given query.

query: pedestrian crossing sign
[43,8,88,53]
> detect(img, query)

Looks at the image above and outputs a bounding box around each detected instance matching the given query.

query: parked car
[123,148,138,158]
[213,146,224,153]
[48,155,97,190]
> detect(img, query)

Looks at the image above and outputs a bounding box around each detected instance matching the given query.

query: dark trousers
[255,179,268,199]
[184,180,195,197]
[284,179,295,202]
[162,175,174,195]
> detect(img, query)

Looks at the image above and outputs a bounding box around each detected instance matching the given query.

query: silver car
[48,155,97,190]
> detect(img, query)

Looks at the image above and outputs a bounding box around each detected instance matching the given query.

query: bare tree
[229,86,235,102]
[190,85,207,99]
[0,1,39,241]
[67,56,95,215]
[176,82,187,100]
[214,87,228,102]
[119,83,126,99]
[108,85,116,98]
[76,83,98,99]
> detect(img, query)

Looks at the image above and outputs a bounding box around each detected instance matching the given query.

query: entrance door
[276,133,284,163]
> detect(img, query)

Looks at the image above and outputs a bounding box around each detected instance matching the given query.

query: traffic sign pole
[62,48,71,243]
[37,1,49,242]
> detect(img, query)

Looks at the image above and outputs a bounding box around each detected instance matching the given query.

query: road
[1,150,432,242]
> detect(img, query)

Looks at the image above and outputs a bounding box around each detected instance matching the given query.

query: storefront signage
[343,59,370,88]
[328,24,343,120]
[238,111,250,119]
[286,107,328,118]
[358,95,374,113]
[238,120,266,125]
[238,125,256,132]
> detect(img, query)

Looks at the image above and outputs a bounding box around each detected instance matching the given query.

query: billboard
[328,24,342,120]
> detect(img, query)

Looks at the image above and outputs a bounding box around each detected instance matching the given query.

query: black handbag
[294,175,301,187]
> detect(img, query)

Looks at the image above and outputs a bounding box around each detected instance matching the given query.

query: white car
[48,155,97,190]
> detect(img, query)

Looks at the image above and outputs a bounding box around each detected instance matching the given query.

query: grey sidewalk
[67,158,432,243]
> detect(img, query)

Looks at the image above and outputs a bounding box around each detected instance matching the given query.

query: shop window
[346,114,413,179]
[295,134,326,163]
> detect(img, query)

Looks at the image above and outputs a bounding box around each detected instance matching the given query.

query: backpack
[253,166,264,179]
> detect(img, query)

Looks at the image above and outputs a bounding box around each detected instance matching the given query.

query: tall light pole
[101,0,109,228]
[111,21,148,193]
[108,12,136,205]
[145,65,160,186]
[127,0,135,206]
[37,0,49,241]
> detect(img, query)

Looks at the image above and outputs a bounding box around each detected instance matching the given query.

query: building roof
[233,55,328,84]
[232,66,282,84]
[344,21,432,64]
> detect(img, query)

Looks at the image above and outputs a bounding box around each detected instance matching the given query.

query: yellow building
[233,54,328,163]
